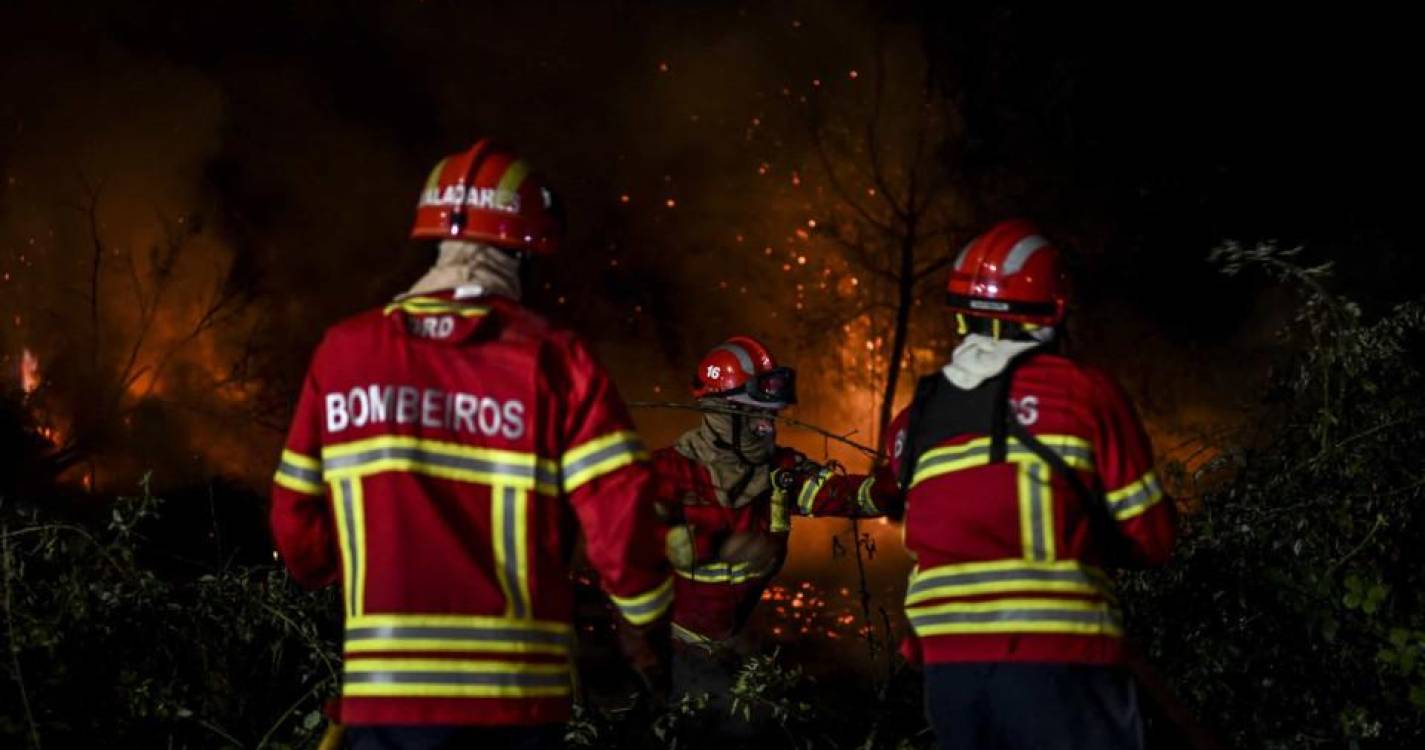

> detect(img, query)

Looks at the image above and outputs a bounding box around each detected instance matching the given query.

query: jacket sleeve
[270,349,338,589]
[556,335,672,626]
[1088,371,1177,567]
[775,450,898,520]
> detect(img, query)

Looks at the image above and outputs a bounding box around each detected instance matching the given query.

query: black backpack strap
[897,374,942,490]
[1005,417,1132,564]
[989,345,1051,463]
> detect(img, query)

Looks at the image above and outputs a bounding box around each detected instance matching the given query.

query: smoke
[2,2,1265,630]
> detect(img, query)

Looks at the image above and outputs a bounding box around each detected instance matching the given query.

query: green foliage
[570,651,929,750]
[1122,242,1425,748]
[3,241,1421,749]
[0,479,341,749]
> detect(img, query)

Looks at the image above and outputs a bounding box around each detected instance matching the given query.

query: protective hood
[942,329,1055,390]
[674,407,776,508]
[403,240,521,301]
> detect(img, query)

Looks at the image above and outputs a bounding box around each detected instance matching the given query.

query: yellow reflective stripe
[495,160,530,208]
[345,614,572,655]
[561,430,648,494]
[1106,470,1165,521]
[912,438,993,486]
[322,435,558,495]
[491,484,532,619]
[383,298,490,318]
[911,434,1094,488]
[351,479,368,616]
[855,477,880,515]
[906,597,1124,637]
[348,613,572,632]
[1016,464,1037,561]
[282,449,320,470]
[422,158,448,194]
[274,471,323,495]
[1032,434,1094,470]
[345,658,567,674]
[343,683,570,699]
[769,484,792,532]
[331,481,357,617]
[609,576,674,625]
[905,560,1112,606]
[674,559,777,584]
[342,657,570,699]
[797,466,833,515]
[275,449,324,494]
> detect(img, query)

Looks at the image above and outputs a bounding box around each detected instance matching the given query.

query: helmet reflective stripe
[1002,234,1050,274]
[714,343,757,376]
[495,160,531,205]
[952,244,972,271]
[422,158,448,196]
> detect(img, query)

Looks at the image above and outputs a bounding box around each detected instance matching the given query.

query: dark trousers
[924,663,1144,750]
[343,724,563,750]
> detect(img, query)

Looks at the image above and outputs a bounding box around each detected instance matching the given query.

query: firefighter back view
[889,220,1177,750]
[270,140,672,750]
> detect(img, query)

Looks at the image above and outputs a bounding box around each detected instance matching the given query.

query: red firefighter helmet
[690,335,797,408]
[410,139,563,254]
[946,219,1068,326]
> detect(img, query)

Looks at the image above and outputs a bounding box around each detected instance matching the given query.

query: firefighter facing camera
[652,335,901,733]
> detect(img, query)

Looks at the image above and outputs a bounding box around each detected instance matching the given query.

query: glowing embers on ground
[761,580,870,641]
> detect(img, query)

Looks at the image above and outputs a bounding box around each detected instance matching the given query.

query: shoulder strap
[897,374,942,490]
[1006,417,1131,564]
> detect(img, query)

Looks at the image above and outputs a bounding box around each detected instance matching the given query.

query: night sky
[2,1,1419,487]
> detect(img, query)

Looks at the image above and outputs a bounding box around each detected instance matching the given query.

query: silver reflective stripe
[714,343,757,376]
[952,244,971,271]
[909,607,1121,628]
[1002,235,1050,274]
[1027,463,1047,561]
[344,670,568,687]
[856,477,879,515]
[914,444,991,475]
[1034,441,1093,465]
[340,480,360,617]
[501,486,527,618]
[681,560,776,583]
[561,438,640,482]
[915,440,1089,480]
[1111,476,1163,516]
[324,445,535,481]
[908,566,1100,598]
[279,460,321,484]
[346,625,570,649]
[618,586,674,618]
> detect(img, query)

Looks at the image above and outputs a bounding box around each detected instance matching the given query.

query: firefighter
[270,139,672,750]
[653,335,899,705]
[885,219,1177,750]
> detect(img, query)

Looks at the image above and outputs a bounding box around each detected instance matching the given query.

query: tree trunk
[877,220,918,444]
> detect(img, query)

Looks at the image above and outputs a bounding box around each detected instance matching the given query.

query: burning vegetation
[2,2,1423,749]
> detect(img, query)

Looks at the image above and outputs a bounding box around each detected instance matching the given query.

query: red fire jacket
[270,293,671,727]
[889,353,1176,666]
[651,446,898,642]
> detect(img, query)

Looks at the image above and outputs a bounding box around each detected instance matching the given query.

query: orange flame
[20,348,40,394]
